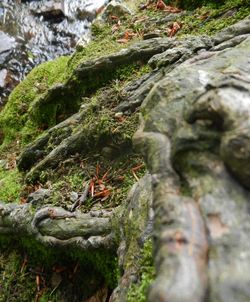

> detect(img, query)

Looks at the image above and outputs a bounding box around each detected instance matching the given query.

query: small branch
[70,181,90,212]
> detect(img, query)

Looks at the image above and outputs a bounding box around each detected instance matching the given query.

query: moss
[70,248,119,288]
[67,24,124,74]
[0,251,36,302]
[0,56,69,148]
[0,167,23,202]
[177,0,250,36]
[0,235,118,301]
[169,0,225,9]
[127,239,155,302]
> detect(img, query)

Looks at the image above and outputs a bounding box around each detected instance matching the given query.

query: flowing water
[0,0,108,104]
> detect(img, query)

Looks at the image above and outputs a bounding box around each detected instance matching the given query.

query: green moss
[0,251,36,302]
[169,0,225,9]
[67,25,123,74]
[177,0,250,36]
[0,56,69,148]
[70,248,119,288]
[21,236,118,288]
[0,167,23,202]
[0,237,116,301]
[127,240,155,302]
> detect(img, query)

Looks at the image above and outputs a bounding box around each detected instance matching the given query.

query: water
[0,0,108,104]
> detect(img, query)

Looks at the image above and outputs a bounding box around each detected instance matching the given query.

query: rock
[29,0,64,19]
[101,146,116,158]
[114,112,123,118]
[156,11,187,24]
[70,191,78,202]
[0,0,109,103]
[0,69,7,91]
[99,0,132,21]
[0,32,15,55]
[213,15,250,45]
[63,0,108,21]
[27,189,52,205]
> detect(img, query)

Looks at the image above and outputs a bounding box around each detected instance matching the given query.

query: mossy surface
[0,250,37,302]
[0,167,23,202]
[127,239,155,302]
[0,236,118,302]
[0,56,69,149]
[178,0,250,35]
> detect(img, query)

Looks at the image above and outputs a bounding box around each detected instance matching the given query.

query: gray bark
[134,16,250,302]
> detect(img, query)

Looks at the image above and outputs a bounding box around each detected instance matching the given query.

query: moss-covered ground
[0,239,117,302]
[0,0,249,300]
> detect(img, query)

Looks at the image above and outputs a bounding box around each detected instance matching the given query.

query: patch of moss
[0,56,69,148]
[0,167,23,202]
[0,235,118,301]
[177,0,250,36]
[0,251,36,302]
[168,0,225,9]
[127,239,155,302]
[70,248,119,289]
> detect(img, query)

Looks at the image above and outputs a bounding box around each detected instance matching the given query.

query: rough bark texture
[0,202,114,250]
[134,16,250,302]
[0,16,250,302]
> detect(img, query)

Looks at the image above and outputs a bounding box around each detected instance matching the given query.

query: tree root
[0,202,115,250]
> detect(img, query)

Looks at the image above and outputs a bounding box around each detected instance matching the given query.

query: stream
[0,0,108,105]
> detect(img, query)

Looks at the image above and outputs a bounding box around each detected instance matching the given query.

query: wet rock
[63,0,108,21]
[29,0,64,20]
[0,0,108,104]
[0,31,15,55]
[0,69,7,90]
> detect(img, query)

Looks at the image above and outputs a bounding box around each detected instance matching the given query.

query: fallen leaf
[167,22,182,37]
[164,5,182,13]
[156,0,181,13]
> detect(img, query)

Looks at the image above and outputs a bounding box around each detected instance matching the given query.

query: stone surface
[100,0,132,21]
[0,69,7,90]
[29,0,64,18]
[0,0,108,104]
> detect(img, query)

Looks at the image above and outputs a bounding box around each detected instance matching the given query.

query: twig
[132,170,139,181]
[70,181,90,212]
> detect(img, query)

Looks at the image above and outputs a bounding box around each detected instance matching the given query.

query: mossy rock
[0,56,69,147]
